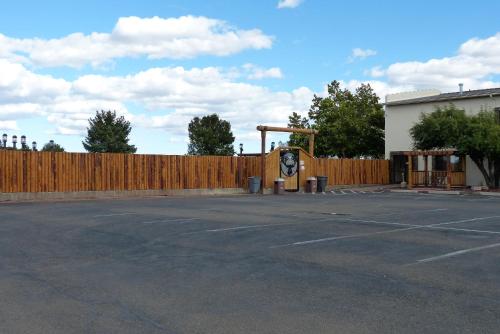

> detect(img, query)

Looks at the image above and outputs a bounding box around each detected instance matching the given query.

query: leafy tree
[287,112,310,150]
[288,80,385,158]
[83,110,136,153]
[411,105,500,188]
[41,141,65,152]
[188,114,235,155]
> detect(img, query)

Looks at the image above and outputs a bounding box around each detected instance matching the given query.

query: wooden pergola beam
[256,126,318,135]
[401,150,457,156]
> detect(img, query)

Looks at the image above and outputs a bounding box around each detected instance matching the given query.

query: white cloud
[0,59,313,140]
[0,16,273,68]
[242,64,283,79]
[277,0,304,9]
[0,120,19,131]
[349,48,377,62]
[366,66,385,78]
[373,32,500,93]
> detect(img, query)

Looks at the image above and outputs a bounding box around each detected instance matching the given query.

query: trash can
[274,178,285,195]
[306,177,317,193]
[317,176,328,193]
[248,176,261,194]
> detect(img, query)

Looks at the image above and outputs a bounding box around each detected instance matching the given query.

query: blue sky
[1,0,500,153]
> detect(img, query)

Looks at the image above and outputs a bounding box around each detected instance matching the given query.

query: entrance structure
[256,126,318,194]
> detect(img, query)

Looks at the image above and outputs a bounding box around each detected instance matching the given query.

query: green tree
[188,114,235,155]
[41,141,65,152]
[287,112,310,150]
[410,105,500,188]
[83,110,137,153]
[288,81,384,157]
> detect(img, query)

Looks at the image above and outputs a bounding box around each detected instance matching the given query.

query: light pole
[12,135,17,149]
[32,141,37,151]
[21,135,26,150]
[239,143,243,155]
[2,133,7,148]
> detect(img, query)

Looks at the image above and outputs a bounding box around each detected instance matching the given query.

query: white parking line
[142,218,200,225]
[271,226,416,248]
[206,222,297,232]
[414,242,500,264]
[271,215,500,248]
[93,212,136,218]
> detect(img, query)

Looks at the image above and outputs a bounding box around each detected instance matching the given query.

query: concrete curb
[390,189,500,197]
[0,188,249,203]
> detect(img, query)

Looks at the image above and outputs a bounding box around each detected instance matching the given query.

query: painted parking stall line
[271,215,500,248]
[413,242,500,264]
[142,218,201,225]
[93,212,137,218]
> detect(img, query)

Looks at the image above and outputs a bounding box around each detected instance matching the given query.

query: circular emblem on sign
[280,152,298,177]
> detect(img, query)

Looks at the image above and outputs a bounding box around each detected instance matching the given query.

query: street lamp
[32,141,37,151]
[21,135,26,149]
[2,133,7,148]
[12,135,17,149]
[239,143,243,155]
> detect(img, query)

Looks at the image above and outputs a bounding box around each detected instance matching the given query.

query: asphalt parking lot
[1,191,500,333]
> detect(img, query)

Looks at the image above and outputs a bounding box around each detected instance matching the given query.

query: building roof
[385,87,500,106]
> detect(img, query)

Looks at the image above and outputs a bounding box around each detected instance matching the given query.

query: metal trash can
[306,177,317,193]
[248,176,261,194]
[317,176,328,193]
[274,178,285,195]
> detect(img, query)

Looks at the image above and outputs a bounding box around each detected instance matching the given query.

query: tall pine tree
[83,110,137,153]
[188,114,235,156]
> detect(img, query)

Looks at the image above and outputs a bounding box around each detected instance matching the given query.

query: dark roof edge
[385,89,500,106]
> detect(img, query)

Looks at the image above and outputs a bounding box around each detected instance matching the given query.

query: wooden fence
[0,150,389,193]
[315,158,390,186]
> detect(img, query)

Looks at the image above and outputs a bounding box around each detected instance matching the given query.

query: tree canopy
[287,112,310,150]
[83,110,137,153]
[411,105,500,188]
[187,114,235,156]
[288,80,384,158]
[41,141,65,152]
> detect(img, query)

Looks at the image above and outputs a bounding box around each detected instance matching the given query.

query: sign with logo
[280,150,298,177]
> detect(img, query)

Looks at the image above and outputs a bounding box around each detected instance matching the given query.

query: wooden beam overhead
[256,125,318,135]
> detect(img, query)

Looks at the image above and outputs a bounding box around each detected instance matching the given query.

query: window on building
[433,155,447,171]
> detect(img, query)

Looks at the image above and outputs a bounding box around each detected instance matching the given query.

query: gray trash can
[317,176,328,193]
[248,176,261,194]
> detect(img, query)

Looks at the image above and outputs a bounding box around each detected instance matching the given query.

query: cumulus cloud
[242,64,283,79]
[0,16,273,68]
[0,59,313,140]
[372,32,500,93]
[348,48,377,62]
[277,0,304,9]
[0,120,19,131]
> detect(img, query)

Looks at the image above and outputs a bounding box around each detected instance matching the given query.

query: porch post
[408,155,413,189]
[446,153,452,190]
[260,130,266,194]
[424,155,428,186]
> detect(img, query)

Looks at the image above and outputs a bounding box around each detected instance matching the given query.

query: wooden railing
[411,171,465,188]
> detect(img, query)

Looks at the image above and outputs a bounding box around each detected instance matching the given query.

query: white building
[384,85,500,187]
